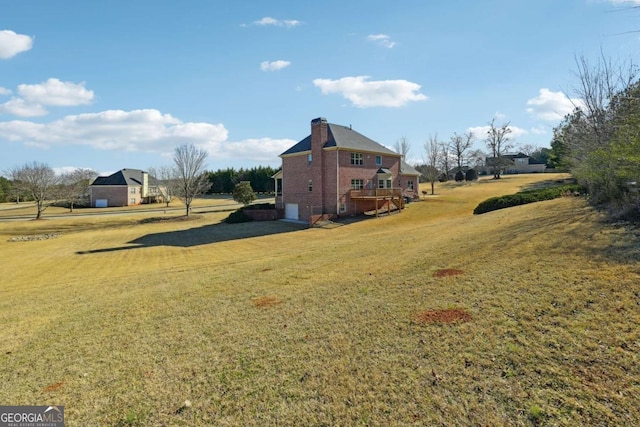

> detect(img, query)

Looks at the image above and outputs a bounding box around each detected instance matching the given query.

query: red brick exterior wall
[91,186,142,207]
[280,118,414,220]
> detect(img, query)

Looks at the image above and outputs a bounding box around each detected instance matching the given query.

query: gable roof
[400,160,420,176]
[281,122,399,157]
[91,168,152,186]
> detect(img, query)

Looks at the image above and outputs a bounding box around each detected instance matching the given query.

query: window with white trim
[130,187,136,194]
[308,180,312,192]
[130,198,136,204]
[308,153,312,166]
[350,152,363,165]
[375,155,382,166]
[351,179,364,190]
[408,180,414,190]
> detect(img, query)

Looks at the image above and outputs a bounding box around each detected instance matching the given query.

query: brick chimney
[308,117,326,217]
[310,117,328,150]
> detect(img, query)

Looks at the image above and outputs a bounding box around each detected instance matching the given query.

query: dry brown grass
[1,173,639,426]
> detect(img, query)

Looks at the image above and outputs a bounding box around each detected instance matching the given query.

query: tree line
[1,147,279,218]
[551,54,640,220]
[207,166,277,194]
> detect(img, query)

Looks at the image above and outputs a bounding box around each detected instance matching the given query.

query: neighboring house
[275,117,421,222]
[90,168,164,207]
[483,152,546,175]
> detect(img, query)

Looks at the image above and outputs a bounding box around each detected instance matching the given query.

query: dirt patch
[253,296,282,308]
[44,381,64,392]
[413,308,472,324]
[433,268,464,277]
[140,215,202,224]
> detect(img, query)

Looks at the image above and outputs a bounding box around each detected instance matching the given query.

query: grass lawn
[0,174,639,426]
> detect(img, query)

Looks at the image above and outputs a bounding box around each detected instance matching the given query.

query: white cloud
[530,126,547,135]
[608,0,640,4]
[252,17,301,27]
[18,78,94,106]
[0,97,48,117]
[0,87,11,96]
[526,88,581,121]
[367,34,396,48]
[494,111,507,120]
[215,138,296,163]
[0,108,295,164]
[0,30,33,59]
[467,124,528,140]
[0,78,95,117]
[313,76,428,108]
[260,60,291,71]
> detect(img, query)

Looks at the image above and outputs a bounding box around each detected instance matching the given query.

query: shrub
[473,184,583,214]
[465,169,478,181]
[455,171,465,182]
[225,209,253,223]
[233,181,257,206]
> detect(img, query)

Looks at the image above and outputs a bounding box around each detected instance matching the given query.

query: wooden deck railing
[349,188,403,198]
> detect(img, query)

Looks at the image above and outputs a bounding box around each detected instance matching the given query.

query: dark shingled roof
[91,168,154,186]
[281,122,399,157]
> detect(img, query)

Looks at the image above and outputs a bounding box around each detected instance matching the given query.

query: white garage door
[95,199,108,208]
[285,203,298,220]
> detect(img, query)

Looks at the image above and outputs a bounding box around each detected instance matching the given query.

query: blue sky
[1,0,639,176]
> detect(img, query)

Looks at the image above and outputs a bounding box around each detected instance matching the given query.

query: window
[130,187,136,194]
[351,179,364,190]
[307,153,312,166]
[130,198,136,204]
[276,178,282,195]
[375,155,382,166]
[340,203,346,213]
[378,179,384,188]
[386,179,392,189]
[408,180,414,190]
[308,180,312,192]
[516,158,527,165]
[350,152,363,165]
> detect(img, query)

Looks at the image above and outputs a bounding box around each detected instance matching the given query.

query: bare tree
[59,168,97,212]
[9,162,59,219]
[438,142,452,181]
[423,134,441,195]
[485,119,514,179]
[518,144,538,156]
[173,144,211,216]
[571,53,636,148]
[467,149,486,171]
[394,136,411,161]
[563,53,639,209]
[148,165,176,207]
[450,131,475,173]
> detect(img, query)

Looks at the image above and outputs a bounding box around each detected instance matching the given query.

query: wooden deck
[349,188,404,217]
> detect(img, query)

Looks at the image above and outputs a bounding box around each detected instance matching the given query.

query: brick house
[275,117,420,222]
[90,168,163,207]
